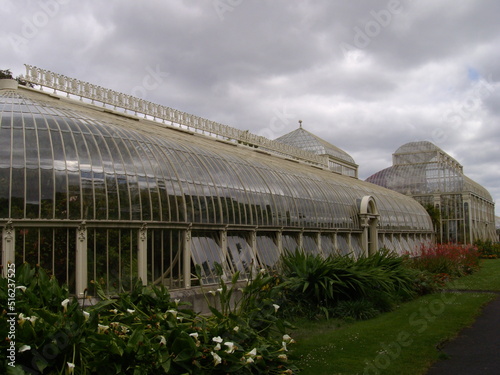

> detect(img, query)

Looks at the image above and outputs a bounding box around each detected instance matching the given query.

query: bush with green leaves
[1,263,298,374]
[278,249,418,319]
[474,239,500,259]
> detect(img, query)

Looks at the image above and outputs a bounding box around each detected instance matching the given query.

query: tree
[0,68,34,87]
[0,69,13,79]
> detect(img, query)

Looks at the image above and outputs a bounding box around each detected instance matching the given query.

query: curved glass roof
[275,127,356,165]
[0,87,432,232]
[366,141,493,202]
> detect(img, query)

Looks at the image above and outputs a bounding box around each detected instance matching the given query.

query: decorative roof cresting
[23,64,334,170]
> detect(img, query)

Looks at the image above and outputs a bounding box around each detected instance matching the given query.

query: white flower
[16,285,27,292]
[67,362,75,374]
[126,309,135,314]
[211,351,222,366]
[224,341,235,354]
[212,336,223,343]
[259,268,267,274]
[273,304,280,313]
[209,290,217,296]
[19,345,31,353]
[246,348,257,357]
[214,343,221,351]
[159,336,166,346]
[216,288,223,293]
[18,313,27,326]
[189,332,200,346]
[174,299,181,306]
[18,314,37,326]
[109,309,118,314]
[177,316,184,322]
[233,326,239,332]
[282,334,295,343]
[61,298,70,312]
[278,354,288,361]
[281,341,288,352]
[167,309,177,317]
[246,357,254,363]
[83,311,90,321]
[97,324,109,334]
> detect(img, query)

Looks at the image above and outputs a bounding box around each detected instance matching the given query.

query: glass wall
[15,227,76,290]
[367,141,496,243]
[0,88,436,292]
[87,228,137,296]
[147,229,183,289]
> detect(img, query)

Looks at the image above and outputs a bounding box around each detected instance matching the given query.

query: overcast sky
[2,0,499,216]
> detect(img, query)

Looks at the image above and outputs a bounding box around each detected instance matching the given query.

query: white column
[316,232,322,257]
[277,230,283,255]
[183,228,192,288]
[360,216,369,257]
[75,222,88,298]
[137,224,148,286]
[2,221,15,278]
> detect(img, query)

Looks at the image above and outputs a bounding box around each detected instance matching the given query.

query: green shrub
[278,249,418,320]
[474,239,500,259]
[1,263,298,374]
[332,299,380,321]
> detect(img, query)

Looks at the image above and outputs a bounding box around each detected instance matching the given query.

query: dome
[275,126,356,165]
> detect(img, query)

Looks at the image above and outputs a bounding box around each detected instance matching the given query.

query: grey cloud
[2,0,500,214]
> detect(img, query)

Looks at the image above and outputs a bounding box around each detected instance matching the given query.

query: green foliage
[1,263,297,374]
[278,249,418,320]
[331,299,379,321]
[423,204,441,233]
[1,244,485,374]
[195,263,298,374]
[474,239,500,259]
[0,69,13,79]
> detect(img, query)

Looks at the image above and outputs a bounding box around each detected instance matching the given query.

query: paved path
[425,293,500,374]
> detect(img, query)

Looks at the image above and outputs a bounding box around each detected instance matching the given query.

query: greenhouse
[1,66,433,298]
[366,141,496,244]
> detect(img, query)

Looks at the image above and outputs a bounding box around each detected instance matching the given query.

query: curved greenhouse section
[366,141,495,243]
[1,72,433,297]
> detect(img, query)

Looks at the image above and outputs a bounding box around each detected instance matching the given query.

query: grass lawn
[290,260,500,375]
[445,258,500,291]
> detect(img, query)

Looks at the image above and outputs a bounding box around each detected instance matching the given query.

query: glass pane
[255,232,280,271]
[302,233,319,255]
[147,229,183,289]
[191,232,224,285]
[320,234,335,256]
[0,168,10,217]
[351,234,363,257]
[10,168,24,218]
[282,233,299,252]
[337,234,350,255]
[226,234,255,279]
